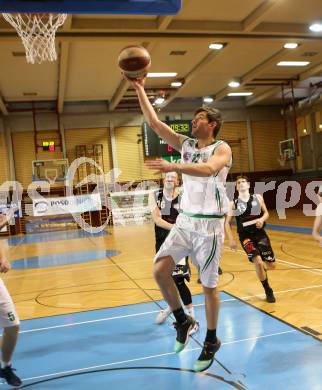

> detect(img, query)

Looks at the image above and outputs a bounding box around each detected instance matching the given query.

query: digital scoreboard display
[142,120,192,157]
[42,141,56,151]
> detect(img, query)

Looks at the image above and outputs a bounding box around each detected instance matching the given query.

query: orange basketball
[118,45,151,79]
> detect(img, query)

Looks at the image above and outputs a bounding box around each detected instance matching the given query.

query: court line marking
[6,241,321,280]
[226,246,322,276]
[14,330,297,383]
[276,258,322,275]
[18,284,322,334]
[193,283,322,307]
[4,258,153,280]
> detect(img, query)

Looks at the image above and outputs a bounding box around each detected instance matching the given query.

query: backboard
[279,138,296,161]
[0,0,182,15]
[32,159,69,184]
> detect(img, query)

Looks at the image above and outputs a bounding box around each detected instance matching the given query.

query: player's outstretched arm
[148,192,173,231]
[0,240,10,273]
[255,194,270,228]
[127,77,185,151]
[176,143,231,176]
[146,143,231,177]
[224,202,237,251]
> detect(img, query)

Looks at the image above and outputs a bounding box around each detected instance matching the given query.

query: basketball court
[0,0,321,388]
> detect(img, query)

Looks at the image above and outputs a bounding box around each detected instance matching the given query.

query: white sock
[2,361,11,368]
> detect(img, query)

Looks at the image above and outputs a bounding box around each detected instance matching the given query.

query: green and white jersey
[180,138,232,216]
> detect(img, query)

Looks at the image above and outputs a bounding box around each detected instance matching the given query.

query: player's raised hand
[145,158,175,173]
[122,73,146,89]
[256,218,264,229]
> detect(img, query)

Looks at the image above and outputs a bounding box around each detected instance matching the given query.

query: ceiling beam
[215,48,287,101]
[163,49,226,108]
[61,15,73,31]
[8,18,302,34]
[156,15,174,30]
[254,22,309,35]
[156,0,193,30]
[0,31,321,43]
[246,60,322,106]
[243,0,279,32]
[57,16,72,113]
[0,94,8,115]
[109,79,131,112]
[57,42,70,114]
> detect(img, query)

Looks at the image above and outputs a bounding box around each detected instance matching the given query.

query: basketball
[118,45,151,79]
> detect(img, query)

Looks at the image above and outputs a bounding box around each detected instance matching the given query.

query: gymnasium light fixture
[228,80,241,88]
[277,61,310,66]
[171,80,183,87]
[154,97,165,105]
[228,92,253,96]
[209,43,224,50]
[203,96,214,103]
[147,72,177,77]
[309,23,322,32]
[284,43,298,49]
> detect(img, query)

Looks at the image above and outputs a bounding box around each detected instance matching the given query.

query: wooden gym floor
[4,209,322,341]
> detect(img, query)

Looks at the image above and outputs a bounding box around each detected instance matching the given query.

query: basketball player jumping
[149,171,198,334]
[0,210,22,387]
[128,76,232,372]
[312,184,322,247]
[225,176,276,303]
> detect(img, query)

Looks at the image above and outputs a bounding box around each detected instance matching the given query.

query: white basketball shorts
[0,279,20,328]
[155,214,224,288]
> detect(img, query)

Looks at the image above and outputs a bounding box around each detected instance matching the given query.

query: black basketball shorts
[172,260,191,282]
[240,230,275,263]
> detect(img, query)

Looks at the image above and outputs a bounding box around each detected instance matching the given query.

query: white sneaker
[189,321,199,335]
[155,307,171,324]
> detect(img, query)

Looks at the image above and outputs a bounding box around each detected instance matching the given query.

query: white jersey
[180,138,232,216]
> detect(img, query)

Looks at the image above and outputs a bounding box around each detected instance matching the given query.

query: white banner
[32,194,102,216]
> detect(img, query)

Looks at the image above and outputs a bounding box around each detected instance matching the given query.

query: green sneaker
[173,315,195,353]
[194,339,221,372]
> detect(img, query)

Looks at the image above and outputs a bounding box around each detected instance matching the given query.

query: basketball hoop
[277,154,287,167]
[2,13,67,64]
[45,168,58,184]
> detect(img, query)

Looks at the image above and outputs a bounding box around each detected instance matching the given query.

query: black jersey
[154,189,180,245]
[234,194,265,237]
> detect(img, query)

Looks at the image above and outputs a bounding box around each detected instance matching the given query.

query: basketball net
[277,154,286,167]
[2,13,67,64]
[45,168,58,185]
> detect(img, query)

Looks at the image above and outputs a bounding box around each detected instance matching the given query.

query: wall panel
[252,121,285,171]
[115,126,161,182]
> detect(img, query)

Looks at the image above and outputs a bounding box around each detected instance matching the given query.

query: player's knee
[153,257,173,280]
[153,262,163,281]
[203,285,218,297]
[253,256,262,266]
[267,262,276,270]
[3,324,19,335]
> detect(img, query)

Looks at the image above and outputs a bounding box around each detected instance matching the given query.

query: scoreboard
[142,120,192,157]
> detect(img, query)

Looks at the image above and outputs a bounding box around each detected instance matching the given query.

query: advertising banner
[33,194,102,216]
